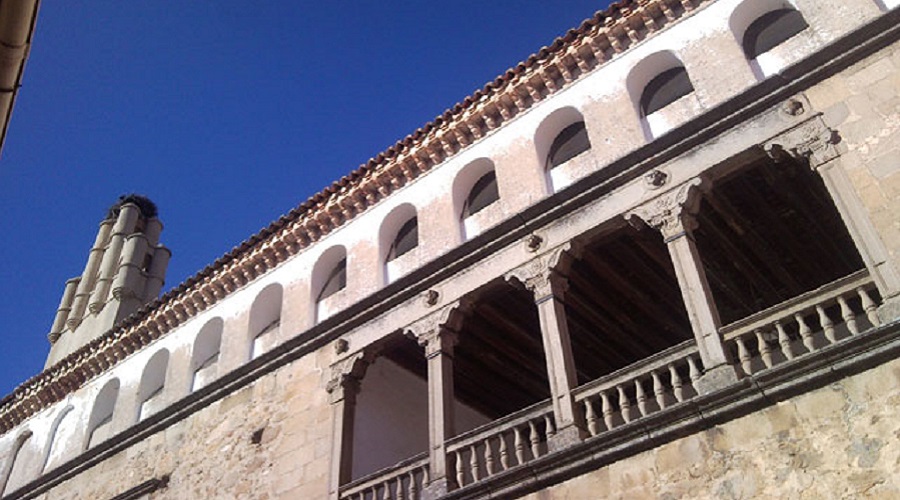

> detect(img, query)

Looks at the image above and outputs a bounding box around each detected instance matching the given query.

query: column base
[695,363,739,395]
[877,296,900,325]
[548,424,585,453]
[422,477,453,500]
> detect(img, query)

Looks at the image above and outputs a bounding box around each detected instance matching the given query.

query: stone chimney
[45,195,171,367]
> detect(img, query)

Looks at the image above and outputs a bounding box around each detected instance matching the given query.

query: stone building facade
[2,0,900,498]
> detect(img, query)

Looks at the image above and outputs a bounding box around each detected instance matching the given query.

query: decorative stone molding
[764,115,841,168]
[625,178,705,240]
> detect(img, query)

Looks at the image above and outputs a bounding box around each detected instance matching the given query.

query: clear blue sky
[0,1,610,397]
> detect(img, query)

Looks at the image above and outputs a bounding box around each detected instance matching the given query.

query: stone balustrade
[446,401,555,489]
[339,453,429,500]
[574,340,702,437]
[721,270,881,377]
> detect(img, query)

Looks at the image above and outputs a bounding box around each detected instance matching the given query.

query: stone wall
[32,346,335,500]
[522,355,900,499]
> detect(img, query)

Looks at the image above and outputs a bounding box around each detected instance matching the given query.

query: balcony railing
[446,399,555,489]
[573,340,702,437]
[720,270,881,377]
[340,453,429,500]
[345,271,885,498]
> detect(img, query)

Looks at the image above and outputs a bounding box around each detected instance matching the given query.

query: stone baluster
[636,379,649,417]
[484,440,494,476]
[669,364,685,402]
[601,390,615,430]
[857,287,881,327]
[454,450,465,488]
[755,329,773,369]
[795,313,815,353]
[469,444,480,482]
[585,399,599,436]
[776,321,794,360]
[627,179,738,393]
[408,470,419,499]
[514,427,526,465]
[817,305,836,344]
[498,434,509,471]
[838,295,859,335]
[617,385,632,424]
[528,420,540,459]
[652,370,667,409]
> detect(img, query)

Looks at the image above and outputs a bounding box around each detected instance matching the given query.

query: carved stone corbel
[625,177,705,241]
[763,115,841,169]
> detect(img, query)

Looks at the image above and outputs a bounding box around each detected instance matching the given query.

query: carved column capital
[406,304,463,358]
[326,350,372,403]
[626,178,704,240]
[764,115,840,168]
[505,243,578,300]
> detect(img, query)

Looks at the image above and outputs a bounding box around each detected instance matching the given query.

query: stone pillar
[326,353,369,500]
[506,246,585,451]
[408,306,461,499]
[764,115,900,322]
[628,179,738,393]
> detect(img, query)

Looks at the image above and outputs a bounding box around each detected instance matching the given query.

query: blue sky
[0,1,610,396]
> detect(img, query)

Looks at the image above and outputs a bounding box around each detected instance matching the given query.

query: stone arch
[86,378,120,450]
[41,404,75,474]
[379,203,419,284]
[312,245,348,323]
[0,430,34,496]
[627,51,696,140]
[137,348,170,421]
[453,158,501,240]
[729,0,809,79]
[534,106,591,193]
[249,283,284,359]
[191,317,224,392]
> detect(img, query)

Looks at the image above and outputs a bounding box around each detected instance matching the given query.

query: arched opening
[313,245,348,323]
[41,405,75,474]
[319,260,347,301]
[692,155,871,373]
[639,67,694,117]
[349,335,431,482]
[1,431,35,496]
[462,171,499,219]
[546,122,591,170]
[730,1,811,79]
[191,318,223,392]
[742,9,808,60]
[628,52,697,139]
[86,378,120,449]
[453,159,501,241]
[535,107,591,192]
[249,283,283,359]
[386,217,418,262]
[137,349,169,421]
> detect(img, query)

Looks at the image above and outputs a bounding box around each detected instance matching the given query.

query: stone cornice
[0,0,712,433]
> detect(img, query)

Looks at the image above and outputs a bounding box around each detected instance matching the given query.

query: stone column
[628,179,738,393]
[506,246,585,450]
[408,306,460,499]
[764,115,900,322]
[326,353,369,500]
